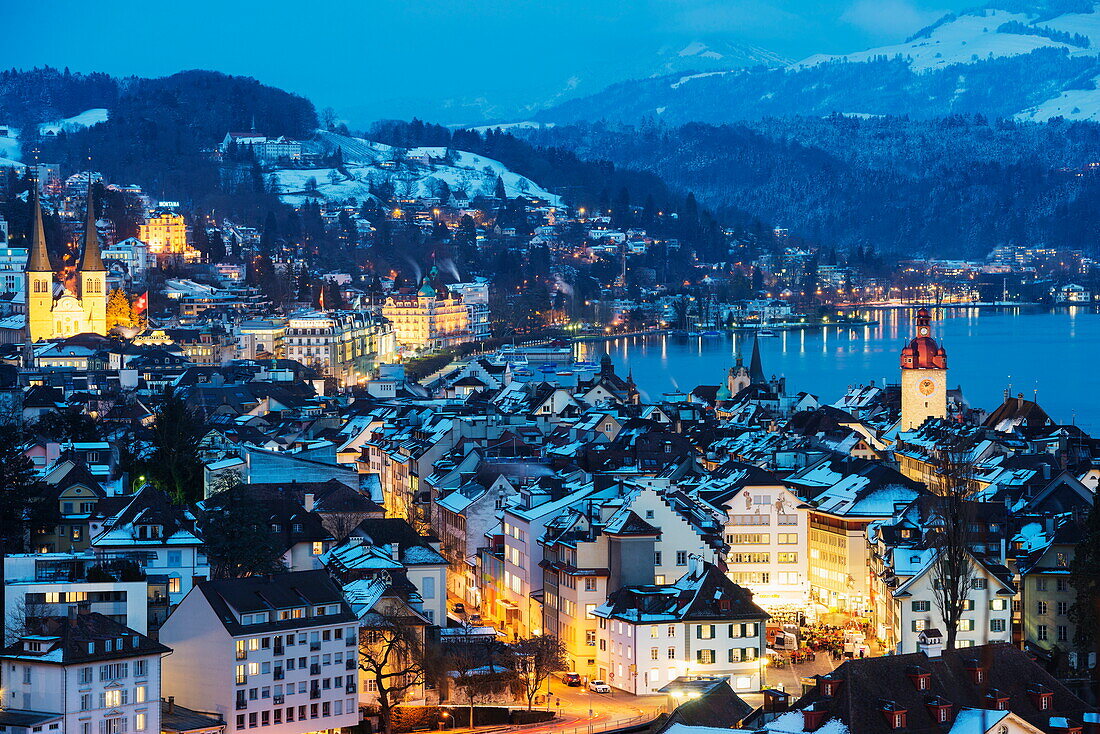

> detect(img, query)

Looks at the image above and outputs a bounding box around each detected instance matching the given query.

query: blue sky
[4,0,975,124]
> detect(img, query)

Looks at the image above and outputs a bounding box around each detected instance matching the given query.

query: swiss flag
[133,291,149,314]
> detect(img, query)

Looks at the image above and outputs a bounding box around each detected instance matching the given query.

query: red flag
[133,291,149,314]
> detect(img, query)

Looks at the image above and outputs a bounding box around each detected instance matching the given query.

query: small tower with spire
[25,192,56,342]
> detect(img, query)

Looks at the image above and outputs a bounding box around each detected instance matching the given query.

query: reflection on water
[577,307,1098,432]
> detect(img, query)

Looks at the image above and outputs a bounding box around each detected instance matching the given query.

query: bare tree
[5,596,50,644]
[512,634,567,710]
[445,624,516,729]
[930,438,977,651]
[359,605,441,734]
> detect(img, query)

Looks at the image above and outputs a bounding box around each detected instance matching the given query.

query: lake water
[576,306,1099,433]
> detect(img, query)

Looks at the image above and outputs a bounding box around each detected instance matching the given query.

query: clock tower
[900,307,948,431]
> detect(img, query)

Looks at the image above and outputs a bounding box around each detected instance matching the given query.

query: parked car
[468,613,482,625]
[588,680,611,693]
[452,603,465,615]
[562,672,582,687]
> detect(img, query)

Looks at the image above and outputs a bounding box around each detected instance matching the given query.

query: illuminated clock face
[919,379,936,395]
[918,327,930,336]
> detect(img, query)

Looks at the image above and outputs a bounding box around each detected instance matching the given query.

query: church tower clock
[900,307,948,431]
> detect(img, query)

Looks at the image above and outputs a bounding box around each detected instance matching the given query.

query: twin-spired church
[26,193,107,342]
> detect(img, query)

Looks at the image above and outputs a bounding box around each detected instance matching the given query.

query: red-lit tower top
[900,307,947,370]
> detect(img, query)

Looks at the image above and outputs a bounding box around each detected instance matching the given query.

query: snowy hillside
[535,1,1100,124]
[38,108,109,135]
[798,7,1099,72]
[271,132,562,207]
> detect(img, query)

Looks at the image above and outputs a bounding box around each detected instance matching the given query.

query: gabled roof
[784,643,1095,734]
[594,562,769,624]
[1,612,169,664]
[192,570,356,636]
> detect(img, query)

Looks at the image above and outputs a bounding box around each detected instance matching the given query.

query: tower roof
[78,189,105,272]
[27,192,55,272]
[901,306,947,370]
[748,333,766,385]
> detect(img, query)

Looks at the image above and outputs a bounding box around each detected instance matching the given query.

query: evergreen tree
[200,486,288,579]
[144,390,205,505]
[493,175,507,201]
[106,288,133,330]
[1070,503,1100,691]
[0,424,53,643]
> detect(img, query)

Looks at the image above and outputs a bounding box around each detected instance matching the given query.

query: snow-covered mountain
[533,2,1100,124]
[339,40,788,127]
[271,131,561,207]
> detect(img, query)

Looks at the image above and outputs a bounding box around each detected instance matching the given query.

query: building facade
[26,194,107,341]
[159,571,360,734]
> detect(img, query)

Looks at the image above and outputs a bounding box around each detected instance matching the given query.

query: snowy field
[273,132,562,207]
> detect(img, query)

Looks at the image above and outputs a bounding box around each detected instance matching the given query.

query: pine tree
[1070,503,1100,689]
[105,288,133,330]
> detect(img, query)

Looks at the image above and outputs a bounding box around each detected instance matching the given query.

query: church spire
[27,191,55,272]
[748,332,766,385]
[78,187,105,272]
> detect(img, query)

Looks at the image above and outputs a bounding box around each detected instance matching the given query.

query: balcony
[273,669,284,681]
[273,695,284,705]
[345,659,355,671]
[345,683,356,694]
[274,642,284,655]
[310,688,321,701]
[309,641,321,652]
[236,649,247,661]
[236,699,248,711]
[309,664,321,675]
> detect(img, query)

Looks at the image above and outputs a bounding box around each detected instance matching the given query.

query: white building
[0,611,169,734]
[0,241,27,295]
[159,571,360,734]
[710,481,811,610]
[448,281,490,341]
[4,553,150,635]
[90,486,210,607]
[592,562,769,695]
[102,238,154,287]
[885,548,1015,654]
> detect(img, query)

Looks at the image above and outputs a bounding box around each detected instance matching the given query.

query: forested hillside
[516,115,1100,257]
[0,67,118,128]
[24,70,317,213]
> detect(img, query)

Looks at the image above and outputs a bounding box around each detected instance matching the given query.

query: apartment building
[159,571,360,734]
[0,611,169,734]
[592,562,769,695]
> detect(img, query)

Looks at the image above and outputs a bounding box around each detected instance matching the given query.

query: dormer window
[1028,684,1055,711]
[137,525,163,540]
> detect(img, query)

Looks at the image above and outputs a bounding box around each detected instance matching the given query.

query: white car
[588,680,611,693]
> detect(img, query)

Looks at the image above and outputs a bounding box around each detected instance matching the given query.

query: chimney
[168,696,175,714]
[304,493,315,511]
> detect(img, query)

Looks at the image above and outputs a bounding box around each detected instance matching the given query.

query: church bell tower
[25,193,56,343]
[77,189,107,335]
[900,307,948,431]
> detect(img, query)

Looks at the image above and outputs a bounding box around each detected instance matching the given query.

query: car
[588,680,611,693]
[562,672,582,687]
[452,603,465,615]
[467,613,482,625]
